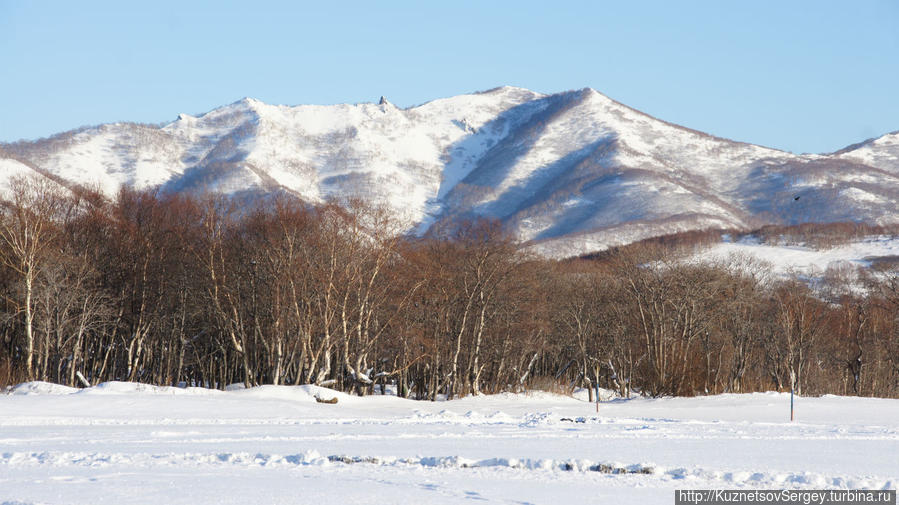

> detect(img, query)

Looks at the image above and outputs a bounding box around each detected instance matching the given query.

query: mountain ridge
[3,87,898,258]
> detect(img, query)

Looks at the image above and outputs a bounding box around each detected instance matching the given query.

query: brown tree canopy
[1,180,898,398]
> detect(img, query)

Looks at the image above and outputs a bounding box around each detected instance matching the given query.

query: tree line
[1,176,898,398]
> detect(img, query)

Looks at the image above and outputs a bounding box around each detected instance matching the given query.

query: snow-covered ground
[1,383,896,504]
[693,235,899,279]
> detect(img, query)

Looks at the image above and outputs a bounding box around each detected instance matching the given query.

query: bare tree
[0,175,65,380]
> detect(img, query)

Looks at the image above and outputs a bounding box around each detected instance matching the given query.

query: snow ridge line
[1,451,894,490]
[0,417,392,427]
[0,450,651,474]
[327,454,653,475]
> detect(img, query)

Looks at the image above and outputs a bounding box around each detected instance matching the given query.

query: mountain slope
[3,87,898,257]
[0,147,71,201]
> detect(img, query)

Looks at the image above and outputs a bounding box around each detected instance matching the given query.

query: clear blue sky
[2,0,897,154]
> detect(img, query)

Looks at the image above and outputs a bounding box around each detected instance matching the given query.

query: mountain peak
[4,88,898,259]
[222,97,265,113]
[477,85,537,96]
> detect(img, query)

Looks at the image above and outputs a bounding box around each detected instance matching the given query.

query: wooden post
[595,383,600,413]
[790,388,794,422]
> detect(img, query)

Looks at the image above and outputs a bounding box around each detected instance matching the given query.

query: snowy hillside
[1,383,896,504]
[3,87,899,257]
[0,152,68,201]
[0,157,41,200]
[687,235,899,283]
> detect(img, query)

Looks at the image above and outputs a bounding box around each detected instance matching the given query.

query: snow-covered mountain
[3,87,898,257]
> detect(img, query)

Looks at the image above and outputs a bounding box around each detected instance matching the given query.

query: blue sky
[1,0,897,153]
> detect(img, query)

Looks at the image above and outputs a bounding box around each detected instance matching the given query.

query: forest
[1,176,898,399]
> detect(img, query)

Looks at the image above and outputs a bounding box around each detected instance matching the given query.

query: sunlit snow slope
[3,87,899,257]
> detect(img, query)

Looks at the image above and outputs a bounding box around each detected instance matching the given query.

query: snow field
[692,235,899,279]
[0,383,896,504]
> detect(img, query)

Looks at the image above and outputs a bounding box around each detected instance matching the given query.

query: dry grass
[523,376,576,396]
[0,357,26,392]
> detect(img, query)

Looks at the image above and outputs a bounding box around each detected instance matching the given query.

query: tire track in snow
[1,450,894,491]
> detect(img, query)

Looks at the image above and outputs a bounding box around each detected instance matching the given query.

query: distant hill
[3,87,898,258]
